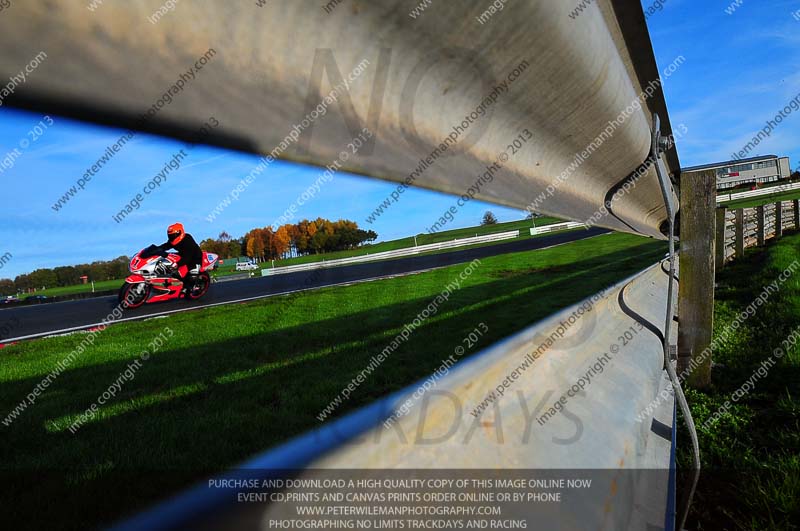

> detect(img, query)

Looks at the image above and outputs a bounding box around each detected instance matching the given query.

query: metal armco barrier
[0,0,685,528]
[261,230,520,276]
[112,261,678,531]
[0,0,679,238]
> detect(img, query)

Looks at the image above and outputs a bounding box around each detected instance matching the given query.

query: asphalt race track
[0,228,610,341]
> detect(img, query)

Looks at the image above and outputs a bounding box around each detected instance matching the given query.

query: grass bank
[256,216,561,269]
[680,230,800,530]
[0,232,664,530]
[719,188,800,209]
[17,279,121,300]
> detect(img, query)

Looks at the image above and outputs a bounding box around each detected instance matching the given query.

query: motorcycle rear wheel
[119,282,150,309]
[185,272,210,300]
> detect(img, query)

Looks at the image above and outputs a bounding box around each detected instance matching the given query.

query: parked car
[235,261,259,271]
[28,295,48,302]
[1,296,20,304]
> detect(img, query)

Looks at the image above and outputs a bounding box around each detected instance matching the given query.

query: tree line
[202,219,377,262]
[0,257,130,296]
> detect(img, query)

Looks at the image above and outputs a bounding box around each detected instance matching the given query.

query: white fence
[721,200,799,262]
[530,221,586,235]
[716,180,800,203]
[262,230,521,276]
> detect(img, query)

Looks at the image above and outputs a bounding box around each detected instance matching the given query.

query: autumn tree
[269,226,289,259]
[246,229,266,261]
[294,220,312,255]
[259,227,275,260]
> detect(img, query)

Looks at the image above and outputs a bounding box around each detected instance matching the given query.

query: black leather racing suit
[159,233,203,287]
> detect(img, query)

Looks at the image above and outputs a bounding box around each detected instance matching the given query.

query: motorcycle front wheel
[119,282,150,309]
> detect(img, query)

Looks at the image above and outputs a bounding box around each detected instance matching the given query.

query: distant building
[682,155,792,190]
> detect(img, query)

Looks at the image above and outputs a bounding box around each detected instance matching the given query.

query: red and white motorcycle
[119,244,219,309]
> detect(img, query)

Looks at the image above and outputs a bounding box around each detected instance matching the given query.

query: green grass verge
[0,231,665,530]
[17,279,122,300]
[678,230,800,530]
[259,217,561,269]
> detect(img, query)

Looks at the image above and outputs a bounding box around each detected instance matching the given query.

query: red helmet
[167,222,185,245]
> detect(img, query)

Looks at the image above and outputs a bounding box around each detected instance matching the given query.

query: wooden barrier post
[678,169,716,387]
[735,209,744,259]
[775,201,783,238]
[756,205,765,246]
[794,199,800,229]
[715,207,727,269]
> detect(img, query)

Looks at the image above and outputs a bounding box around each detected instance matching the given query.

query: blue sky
[0,0,798,279]
[0,112,523,278]
[647,0,800,166]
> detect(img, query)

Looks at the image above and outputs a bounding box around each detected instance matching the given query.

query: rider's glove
[156,261,173,276]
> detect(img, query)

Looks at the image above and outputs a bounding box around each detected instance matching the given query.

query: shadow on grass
[680,230,800,531]
[1,240,666,530]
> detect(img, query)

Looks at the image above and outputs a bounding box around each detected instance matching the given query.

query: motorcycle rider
[159,223,203,293]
